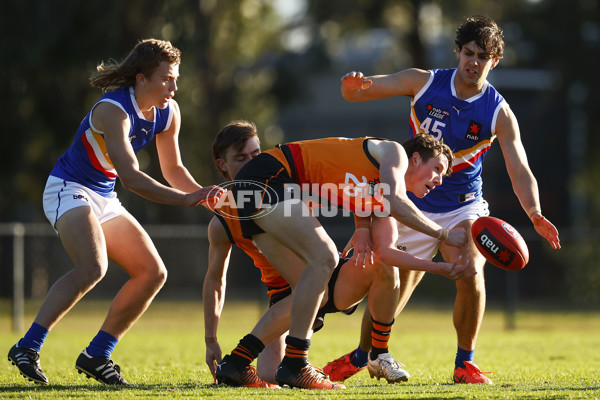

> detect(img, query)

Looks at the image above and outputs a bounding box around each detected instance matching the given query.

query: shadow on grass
[0,382,216,393]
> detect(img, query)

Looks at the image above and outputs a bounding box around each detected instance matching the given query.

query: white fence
[2,222,578,333]
[0,222,215,333]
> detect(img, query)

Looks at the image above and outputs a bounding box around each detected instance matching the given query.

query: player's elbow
[118,172,139,191]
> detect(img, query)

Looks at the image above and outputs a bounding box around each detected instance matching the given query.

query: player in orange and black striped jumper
[221,122,472,389]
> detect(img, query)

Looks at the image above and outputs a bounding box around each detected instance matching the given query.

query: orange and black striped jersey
[214,203,289,298]
[264,137,386,213]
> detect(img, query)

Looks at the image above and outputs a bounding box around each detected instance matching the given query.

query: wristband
[205,337,218,344]
[436,228,449,241]
[355,227,370,232]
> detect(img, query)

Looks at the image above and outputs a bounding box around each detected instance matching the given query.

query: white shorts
[396,198,490,260]
[43,176,127,233]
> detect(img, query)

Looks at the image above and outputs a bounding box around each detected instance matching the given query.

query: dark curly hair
[455,15,504,59]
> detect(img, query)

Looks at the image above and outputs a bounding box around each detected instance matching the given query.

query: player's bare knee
[456,272,485,294]
[380,265,400,289]
[147,264,168,289]
[369,253,399,287]
[77,262,108,287]
[322,250,339,274]
[309,248,338,279]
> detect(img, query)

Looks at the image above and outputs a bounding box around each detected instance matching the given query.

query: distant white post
[12,223,25,333]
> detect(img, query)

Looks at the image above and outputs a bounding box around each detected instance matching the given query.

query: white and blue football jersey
[50,87,173,196]
[407,68,507,212]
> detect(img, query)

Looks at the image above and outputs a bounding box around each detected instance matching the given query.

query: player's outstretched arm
[371,217,473,279]
[97,101,224,207]
[340,68,430,102]
[203,217,233,384]
[495,106,560,250]
[368,139,466,248]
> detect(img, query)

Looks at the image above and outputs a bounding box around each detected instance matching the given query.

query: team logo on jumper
[426,104,450,120]
[475,227,516,267]
[465,120,482,141]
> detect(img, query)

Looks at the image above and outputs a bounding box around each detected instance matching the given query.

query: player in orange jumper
[204,121,287,388]
[206,121,471,389]
[225,123,471,389]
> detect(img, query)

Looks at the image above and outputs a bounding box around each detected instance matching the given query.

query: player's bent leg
[395,270,426,317]
[365,260,410,384]
[100,212,168,338]
[73,213,167,385]
[9,206,109,386]
[321,257,376,381]
[253,204,338,339]
[253,203,341,389]
[37,206,110,330]
[452,270,491,385]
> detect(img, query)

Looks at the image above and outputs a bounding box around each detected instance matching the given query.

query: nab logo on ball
[475,228,516,268]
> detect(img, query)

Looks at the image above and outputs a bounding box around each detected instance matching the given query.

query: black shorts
[313,256,360,333]
[267,257,358,333]
[233,153,296,239]
[268,284,292,307]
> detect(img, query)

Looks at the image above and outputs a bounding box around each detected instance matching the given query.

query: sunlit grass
[1,299,599,399]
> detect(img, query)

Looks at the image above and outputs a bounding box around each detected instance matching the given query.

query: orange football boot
[453,361,493,384]
[322,350,366,382]
[276,363,346,389]
[216,360,280,388]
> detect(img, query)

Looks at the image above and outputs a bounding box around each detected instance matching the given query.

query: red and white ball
[471,216,529,271]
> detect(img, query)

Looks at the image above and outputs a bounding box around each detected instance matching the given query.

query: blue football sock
[350,346,368,368]
[86,330,118,359]
[19,322,49,352]
[455,347,474,369]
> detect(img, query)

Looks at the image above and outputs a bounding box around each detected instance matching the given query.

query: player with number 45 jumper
[324,15,560,385]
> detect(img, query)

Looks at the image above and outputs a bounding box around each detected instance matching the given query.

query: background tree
[1,0,599,304]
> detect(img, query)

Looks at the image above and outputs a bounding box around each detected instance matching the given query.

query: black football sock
[280,336,310,373]
[227,333,265,369]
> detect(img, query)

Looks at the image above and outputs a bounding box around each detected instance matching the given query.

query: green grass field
[1,299,599,399]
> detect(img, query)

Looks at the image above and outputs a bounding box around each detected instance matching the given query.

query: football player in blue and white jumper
[8,39,223,386]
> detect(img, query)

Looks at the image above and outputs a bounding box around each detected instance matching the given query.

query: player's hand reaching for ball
[185,185,225,208]
[530,212,561,250]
